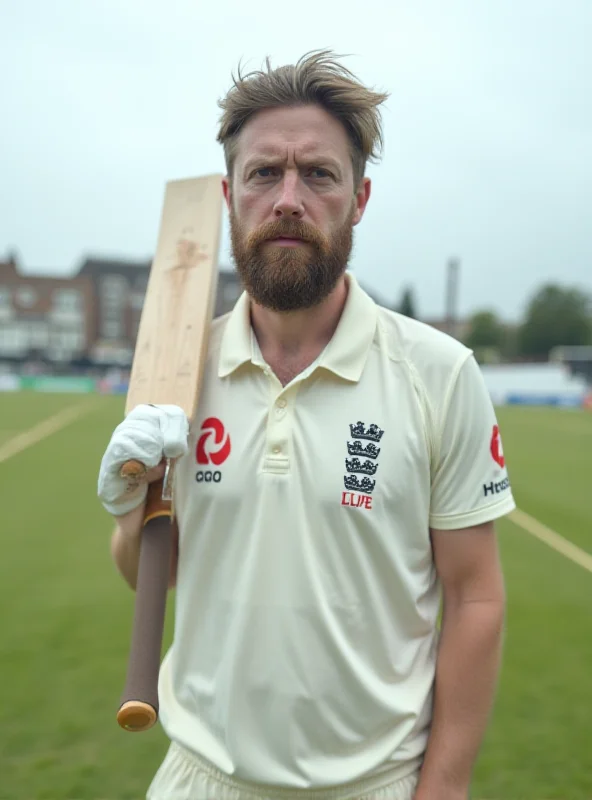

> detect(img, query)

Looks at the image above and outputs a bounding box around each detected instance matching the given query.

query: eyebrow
[242,153,343,176]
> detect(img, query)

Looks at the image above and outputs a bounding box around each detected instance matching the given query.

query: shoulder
[373,305,489,465]
[374,304,474,392]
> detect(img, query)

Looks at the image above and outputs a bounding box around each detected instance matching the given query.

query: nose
[273,172,304,219]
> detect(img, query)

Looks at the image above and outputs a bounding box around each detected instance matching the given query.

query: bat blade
[126,173,224,418]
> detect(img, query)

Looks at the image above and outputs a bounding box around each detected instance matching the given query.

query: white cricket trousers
[147,742,421,800]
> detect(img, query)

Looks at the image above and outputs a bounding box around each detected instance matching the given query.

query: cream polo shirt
[158,272,515,789]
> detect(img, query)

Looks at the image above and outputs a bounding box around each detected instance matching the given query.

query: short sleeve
[429,354,516,530]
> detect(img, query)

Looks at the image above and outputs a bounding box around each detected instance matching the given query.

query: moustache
[245,219,327,250]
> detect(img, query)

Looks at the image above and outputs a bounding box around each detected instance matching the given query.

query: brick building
[0,255,93,366]
[0,253,244,371]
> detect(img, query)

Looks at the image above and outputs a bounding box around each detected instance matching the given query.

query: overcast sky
[1,0,590,321]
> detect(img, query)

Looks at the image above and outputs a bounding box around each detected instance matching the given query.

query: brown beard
[229,209,354,312]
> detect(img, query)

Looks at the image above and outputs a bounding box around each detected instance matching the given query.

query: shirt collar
[217,272,378,383]
[217,287,254,378]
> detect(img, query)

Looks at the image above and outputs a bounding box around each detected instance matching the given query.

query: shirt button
[276,398,287,409]
[272,445,282,454]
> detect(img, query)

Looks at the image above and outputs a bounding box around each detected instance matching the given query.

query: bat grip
[117,477,172,732]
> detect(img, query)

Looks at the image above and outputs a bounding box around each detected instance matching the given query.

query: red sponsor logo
[341,491,373,510]
[490,425,505,468]
[196,417,231,466]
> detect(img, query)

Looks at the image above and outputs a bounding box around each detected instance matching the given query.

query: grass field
[0,393,590,799]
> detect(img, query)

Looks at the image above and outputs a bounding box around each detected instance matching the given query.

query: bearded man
[99,50,514,800]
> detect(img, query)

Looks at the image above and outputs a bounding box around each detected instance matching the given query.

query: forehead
[234,105,352,165]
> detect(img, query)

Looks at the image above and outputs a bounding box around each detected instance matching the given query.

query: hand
[98,404,189,516]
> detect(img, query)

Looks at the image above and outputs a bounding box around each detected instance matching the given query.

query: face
[223,105,371,312]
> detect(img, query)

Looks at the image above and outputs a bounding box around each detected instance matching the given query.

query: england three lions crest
[342,421,384,504]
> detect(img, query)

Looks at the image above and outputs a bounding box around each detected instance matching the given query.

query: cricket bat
[116,174,223,733]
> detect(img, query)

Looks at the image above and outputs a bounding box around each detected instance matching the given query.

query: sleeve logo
[483,424,511,497]
[490,425,505,468]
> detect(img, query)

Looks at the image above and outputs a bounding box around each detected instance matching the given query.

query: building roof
[77,255,152,275]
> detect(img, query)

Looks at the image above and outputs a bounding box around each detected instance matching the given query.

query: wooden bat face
[126,174,224,419]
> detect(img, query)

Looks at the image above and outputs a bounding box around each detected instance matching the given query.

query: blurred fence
[0,373,126,395]
[481,363,591,407]
[1,363,591,408]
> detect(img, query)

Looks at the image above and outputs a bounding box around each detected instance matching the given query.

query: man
[99,50,515,800]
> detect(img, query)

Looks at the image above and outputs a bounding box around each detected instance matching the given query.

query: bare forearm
[415,599,505,797]
[110,505,145,589]
[110,504,179,591]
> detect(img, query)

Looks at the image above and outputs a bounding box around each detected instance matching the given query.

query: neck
[250,274,349,358]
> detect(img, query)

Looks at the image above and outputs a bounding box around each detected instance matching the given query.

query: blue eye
[310,168,331,179]
[255,167,276,178]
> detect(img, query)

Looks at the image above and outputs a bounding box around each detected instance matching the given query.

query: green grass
[0,394,172,799]
[496,406,592,554]
[0,393,590,799]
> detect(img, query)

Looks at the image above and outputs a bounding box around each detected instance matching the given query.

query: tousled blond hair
[217,50,389,186]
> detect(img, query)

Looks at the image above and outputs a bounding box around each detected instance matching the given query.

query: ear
[352,177,371,226]
[222,176,232,212]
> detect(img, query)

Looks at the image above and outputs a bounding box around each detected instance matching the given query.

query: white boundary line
[509,508,592,574]
[0,402,97,464]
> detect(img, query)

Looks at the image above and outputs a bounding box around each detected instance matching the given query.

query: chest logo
[196,417,231,466]
[195,417,231,484]
[342,421,384,510]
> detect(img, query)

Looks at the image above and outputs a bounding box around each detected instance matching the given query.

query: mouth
[268,236,308,247]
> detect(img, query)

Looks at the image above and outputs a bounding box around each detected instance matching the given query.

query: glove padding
[98,404,189,516]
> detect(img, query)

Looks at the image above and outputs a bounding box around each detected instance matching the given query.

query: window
[54,288,81,311]
[101,275,127,339]
[103,320,122,339]
[0,286,12,321]
[101,275,127,301]
[0,324,27,354]
[50,330,84,351]
[65,331,83,350]
[29,322,49,348]
[17,286,38,308]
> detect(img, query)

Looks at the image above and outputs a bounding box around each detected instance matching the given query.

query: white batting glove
[98,404,189,516]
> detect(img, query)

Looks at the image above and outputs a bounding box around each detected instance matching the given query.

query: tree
[465,311,505,350]
[463,310,507,363]
[398,287,417,319]
[518,285,592,358]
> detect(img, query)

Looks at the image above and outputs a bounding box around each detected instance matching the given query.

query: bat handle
[116,472,173,732]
